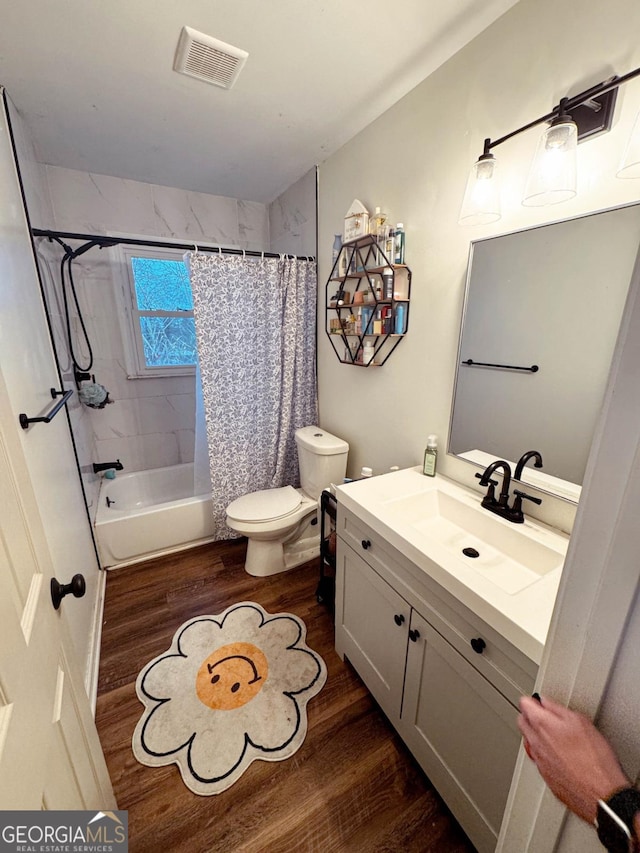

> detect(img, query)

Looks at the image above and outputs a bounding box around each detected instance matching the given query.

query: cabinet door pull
[409,629,420,642]
[394,613,405,627]
[361,539,371,550]
[470,637,486,654]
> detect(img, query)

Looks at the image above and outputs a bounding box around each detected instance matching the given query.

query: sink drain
[462,547,480,558]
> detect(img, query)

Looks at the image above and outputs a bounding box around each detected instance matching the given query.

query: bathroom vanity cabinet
[335,504,538,853]
[325,234,411,366]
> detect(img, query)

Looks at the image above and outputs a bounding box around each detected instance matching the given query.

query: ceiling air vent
[173,26,248,90]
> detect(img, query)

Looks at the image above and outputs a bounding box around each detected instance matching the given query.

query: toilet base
[244,531,320,577]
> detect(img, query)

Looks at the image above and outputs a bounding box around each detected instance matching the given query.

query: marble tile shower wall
[43,165,270,490]
[268,168,317,257]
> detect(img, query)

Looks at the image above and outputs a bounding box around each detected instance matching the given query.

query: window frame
[114,244,197,379]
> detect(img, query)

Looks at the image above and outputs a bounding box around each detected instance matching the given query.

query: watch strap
[597,787,640,852]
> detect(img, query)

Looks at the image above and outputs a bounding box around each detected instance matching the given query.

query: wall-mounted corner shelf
[325,234,411,367]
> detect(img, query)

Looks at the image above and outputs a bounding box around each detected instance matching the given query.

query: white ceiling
[0,0,519,203]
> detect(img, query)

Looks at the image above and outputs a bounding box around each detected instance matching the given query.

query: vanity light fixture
[618,109,640,178]
[522,98,578,207]
[459,142,501,226]
[459,65,640,225]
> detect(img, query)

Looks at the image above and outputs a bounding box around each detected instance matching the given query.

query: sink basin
[381,488,564,595]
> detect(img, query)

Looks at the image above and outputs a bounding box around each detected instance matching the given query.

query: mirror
[449,203,640,502]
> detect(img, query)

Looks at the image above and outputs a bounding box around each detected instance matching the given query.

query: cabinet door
[336,544,409,722]
[400,610,521,853]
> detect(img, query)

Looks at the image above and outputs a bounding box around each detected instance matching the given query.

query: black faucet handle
[475,472,499,507]
[513,489,542,506]
[475,472,498,486]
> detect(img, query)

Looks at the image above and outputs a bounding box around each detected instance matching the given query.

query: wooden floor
[96,539,476,853]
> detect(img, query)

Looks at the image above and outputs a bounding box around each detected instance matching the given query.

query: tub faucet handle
[93,459,124,473]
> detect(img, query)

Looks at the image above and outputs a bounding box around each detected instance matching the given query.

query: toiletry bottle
[370,206,387,233]
[332,235,342,271]
[394,223,405,265]
[370,207,387,265]
[395,303,406,334]
[382,267,394,299]
[361,306,372,334]
[423,434,438,477]
[384,226,395,263]
[355,306,363,336]
[363,341,375,365]
[340,246,348,276]
[369,206,387,241]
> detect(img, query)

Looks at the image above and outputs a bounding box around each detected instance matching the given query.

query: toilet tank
[295,426,349,500]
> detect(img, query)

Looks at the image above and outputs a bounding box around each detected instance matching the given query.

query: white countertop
[336,467,569,664]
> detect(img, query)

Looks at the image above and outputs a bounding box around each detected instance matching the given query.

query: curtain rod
[31,228,316,262]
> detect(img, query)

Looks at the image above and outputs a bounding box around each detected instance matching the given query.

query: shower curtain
[187,252,318,539]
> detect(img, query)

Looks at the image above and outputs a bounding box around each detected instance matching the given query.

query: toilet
[226,426,349,577]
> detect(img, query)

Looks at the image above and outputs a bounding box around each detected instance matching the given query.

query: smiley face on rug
[196,642,268,710]
[132,601,326,795]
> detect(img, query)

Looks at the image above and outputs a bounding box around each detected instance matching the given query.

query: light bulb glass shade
[617,110,640,178]
[458,154,501,226]
[522,119,577,207]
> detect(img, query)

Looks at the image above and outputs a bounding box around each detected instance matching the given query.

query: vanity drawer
[417,590,536,706]
[337,508,404,580]
[337,506,537,705]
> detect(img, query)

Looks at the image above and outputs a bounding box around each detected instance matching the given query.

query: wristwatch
[596,787,640,852]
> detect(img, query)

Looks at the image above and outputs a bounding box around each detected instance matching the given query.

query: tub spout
[93,460,124,473]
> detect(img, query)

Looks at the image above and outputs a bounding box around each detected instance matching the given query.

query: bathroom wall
[269,167,317,256]
[317,0,640,534]
[35,166,270,516]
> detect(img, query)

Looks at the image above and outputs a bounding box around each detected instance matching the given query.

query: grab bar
[19,387,74,430]
[461,359,539,373]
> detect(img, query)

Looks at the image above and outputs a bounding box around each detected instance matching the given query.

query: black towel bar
[19,387,74,430]
[462,359,539,373]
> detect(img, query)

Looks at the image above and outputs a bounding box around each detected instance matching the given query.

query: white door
[0,88,114,809]
[0,367,115,809]
[0,89,101,679]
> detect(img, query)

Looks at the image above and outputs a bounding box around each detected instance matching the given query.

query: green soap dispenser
[423,434,438,477]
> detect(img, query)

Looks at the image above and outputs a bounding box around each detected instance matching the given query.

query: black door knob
[361,539,371,550]
[51,574,86,610]
[470,637,486,654]
[409,629,420,642]
[394,613,405,626]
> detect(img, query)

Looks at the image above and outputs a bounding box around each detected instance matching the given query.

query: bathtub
[94,463,217,568]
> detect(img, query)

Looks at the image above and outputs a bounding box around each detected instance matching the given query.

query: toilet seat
[227,485,302,523]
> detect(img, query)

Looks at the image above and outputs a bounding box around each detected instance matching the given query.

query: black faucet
[93,460,124,473]
[476,459,542,523]
[514,450,543,481]
[478,460,512,507]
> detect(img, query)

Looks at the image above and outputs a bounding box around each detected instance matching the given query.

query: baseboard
[85,569,107,716]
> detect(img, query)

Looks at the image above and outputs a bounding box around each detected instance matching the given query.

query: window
[116,246,197,378]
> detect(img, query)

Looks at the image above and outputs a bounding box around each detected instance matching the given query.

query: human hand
[518,694,629,824]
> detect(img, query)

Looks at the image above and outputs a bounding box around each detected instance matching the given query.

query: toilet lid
[227,485,302,523]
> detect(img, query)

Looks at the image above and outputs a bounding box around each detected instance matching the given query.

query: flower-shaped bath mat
[132,601,326,795]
